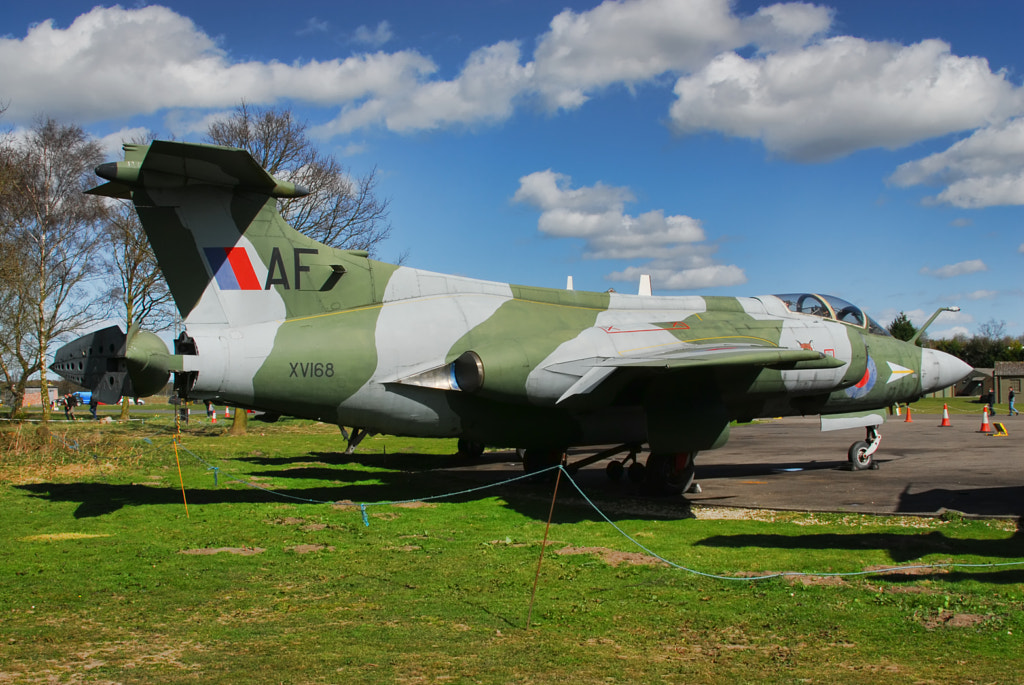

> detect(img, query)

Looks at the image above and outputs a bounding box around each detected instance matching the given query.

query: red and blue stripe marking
[204,247,261,290]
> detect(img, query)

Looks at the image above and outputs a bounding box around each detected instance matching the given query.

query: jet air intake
[392,349,535,403]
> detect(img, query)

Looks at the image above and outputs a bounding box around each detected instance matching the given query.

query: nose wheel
[848,426,881,470]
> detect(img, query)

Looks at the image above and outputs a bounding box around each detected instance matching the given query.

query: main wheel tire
[627,461,647,484]
[522,448,563,476]
[848,441,873,470]
[457,438,485,459]
[606,460,625,481]
[645,452,697,496]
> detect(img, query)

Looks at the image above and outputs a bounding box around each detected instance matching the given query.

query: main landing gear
[518,444,698,496]
[457,438,486,459]
[847,425,881,471]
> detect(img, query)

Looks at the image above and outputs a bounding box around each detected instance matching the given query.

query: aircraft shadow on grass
[693,479,1024,581]
[696,504,1024,584]
[13,449,696,524]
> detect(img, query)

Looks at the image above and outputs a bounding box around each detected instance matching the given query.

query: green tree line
[888,311,1023,369]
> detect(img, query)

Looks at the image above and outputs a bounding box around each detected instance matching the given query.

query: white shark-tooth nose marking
[886,361,915,383]
[919,348,972,394]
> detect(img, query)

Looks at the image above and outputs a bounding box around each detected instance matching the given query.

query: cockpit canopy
[773,293,890,336]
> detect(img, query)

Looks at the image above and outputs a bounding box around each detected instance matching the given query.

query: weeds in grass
[2,417,1024,683]
[0,422,152,484]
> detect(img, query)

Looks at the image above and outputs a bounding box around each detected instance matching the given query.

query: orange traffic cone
[224,406,231,418]
[939,404,951,427]
[978,407,992,433]
[904,405,913,423]
[211,409,217,423]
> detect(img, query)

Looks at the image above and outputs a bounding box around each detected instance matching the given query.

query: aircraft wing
[551,343,845,405]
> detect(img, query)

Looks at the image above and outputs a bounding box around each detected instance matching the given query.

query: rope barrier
[0,417,146,423]
[48,432,79,452]
[166,438,1024,581]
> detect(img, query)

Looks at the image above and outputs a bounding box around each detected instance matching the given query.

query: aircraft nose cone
[920,348,972,394]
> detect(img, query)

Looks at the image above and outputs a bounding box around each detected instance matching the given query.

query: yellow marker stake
[172,437,190,519]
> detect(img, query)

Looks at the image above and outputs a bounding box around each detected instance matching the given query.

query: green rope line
[169,439,1024,582]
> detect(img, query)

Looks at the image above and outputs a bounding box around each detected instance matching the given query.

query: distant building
[954,368,992,398]
[994,362,1024,404]
[4,385,60,407]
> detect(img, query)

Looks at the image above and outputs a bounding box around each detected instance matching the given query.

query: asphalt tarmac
[443,413,1023,518]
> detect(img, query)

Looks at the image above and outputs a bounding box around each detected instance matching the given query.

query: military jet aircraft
[51,141,971,495]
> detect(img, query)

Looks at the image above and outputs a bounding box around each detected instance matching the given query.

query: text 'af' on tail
[86,140,391,328]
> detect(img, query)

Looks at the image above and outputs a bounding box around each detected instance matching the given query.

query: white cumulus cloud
[353,21,393,48]
[0,6,435,124]
[2,0,1022,182]
[297,18,329,36]
[889,117,1024,208]
[920,259,988,278]
[96,127,151,159]
[315,41,533,135]
[530,0,830,110]
[669,37,1024,161]
[930,325,972,340]
[513,170,744,289]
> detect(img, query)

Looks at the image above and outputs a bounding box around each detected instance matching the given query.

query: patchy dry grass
[3,417,1024,683]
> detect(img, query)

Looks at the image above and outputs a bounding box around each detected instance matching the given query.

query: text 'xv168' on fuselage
[50,141,971,495]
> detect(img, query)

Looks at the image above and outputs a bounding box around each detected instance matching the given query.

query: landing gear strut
[457,438,485,459]
[605,449,641,482]
[517,444,698,496]
[520,448,564,474]
[848,425,881,470]
[605,449,698,495]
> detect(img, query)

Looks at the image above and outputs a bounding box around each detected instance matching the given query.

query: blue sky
[2,1,1022,338]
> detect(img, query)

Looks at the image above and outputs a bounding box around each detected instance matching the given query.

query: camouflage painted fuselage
[73,141,969,455]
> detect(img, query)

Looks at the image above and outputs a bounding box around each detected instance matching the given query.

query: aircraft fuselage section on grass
[52,141,971,492]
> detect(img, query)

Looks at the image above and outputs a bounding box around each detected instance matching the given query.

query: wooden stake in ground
[527,455,565,629]
[171,437,190,519]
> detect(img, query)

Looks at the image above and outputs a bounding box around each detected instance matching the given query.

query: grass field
[2,412,1023,683]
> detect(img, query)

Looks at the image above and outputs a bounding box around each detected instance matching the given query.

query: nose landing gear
[848,425,881,470]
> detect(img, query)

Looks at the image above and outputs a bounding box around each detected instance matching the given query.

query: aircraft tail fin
[88,141,389,326]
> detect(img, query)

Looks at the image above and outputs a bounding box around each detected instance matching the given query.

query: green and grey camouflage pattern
[52,141,971,494]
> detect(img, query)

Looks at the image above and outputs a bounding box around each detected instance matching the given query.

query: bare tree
[0,236,36,416]
[100,200,175,419]
[1,126,38,415]
[207,103,393,437]
[101,202,174,333]
[206,102,392,254]
[1,119,108,421]
[978,319,1007,340]
[0,103,31,414]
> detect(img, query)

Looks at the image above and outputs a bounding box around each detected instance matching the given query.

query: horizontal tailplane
[85,140,383,326]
